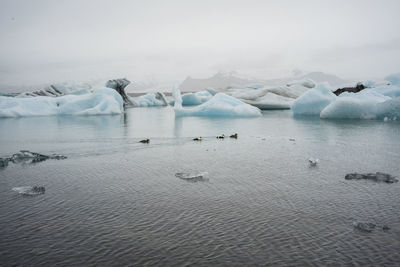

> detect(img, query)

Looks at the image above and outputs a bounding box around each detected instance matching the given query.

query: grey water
[0,108,400,266]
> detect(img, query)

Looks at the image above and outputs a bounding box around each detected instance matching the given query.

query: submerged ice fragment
[353,222,376,232]
[345,172,398,183]
[175,172,209,182]
[12,186,45,196]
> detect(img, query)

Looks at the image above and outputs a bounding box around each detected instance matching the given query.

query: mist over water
[1,0,400,91]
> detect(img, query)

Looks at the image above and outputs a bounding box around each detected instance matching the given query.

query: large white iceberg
[0,88,123,117]
[292,73,400,120]
[173,88,261,117]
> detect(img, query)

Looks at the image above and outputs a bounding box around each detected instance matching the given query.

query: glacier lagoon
[0,107,400,266]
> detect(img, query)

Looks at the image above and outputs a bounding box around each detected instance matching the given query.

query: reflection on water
[0,108,400,266]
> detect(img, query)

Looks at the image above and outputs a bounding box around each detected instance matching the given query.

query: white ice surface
[244,93,293,109]
[291,83,336,116]
[292,76,400,120]
[0,88,123,117]
[128,92,168,107]
[181,91,213,106]
[173,88,261,117]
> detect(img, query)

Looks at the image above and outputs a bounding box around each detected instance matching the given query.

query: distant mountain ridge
[179,71,351,92]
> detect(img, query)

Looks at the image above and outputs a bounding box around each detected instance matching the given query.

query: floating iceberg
[129,92,168,107]
[0,88,123,117]
[292,73,400,119]
[173,88,261,117]
[291,83,336,116]
[320,90,389,119]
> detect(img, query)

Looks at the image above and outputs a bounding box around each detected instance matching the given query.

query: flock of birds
[139,133,238,144]
[138,134,320,167]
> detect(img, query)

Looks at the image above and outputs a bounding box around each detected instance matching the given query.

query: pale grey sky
[1,0,399,90]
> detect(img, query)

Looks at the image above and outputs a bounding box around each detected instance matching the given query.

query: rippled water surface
[1,107,400,266]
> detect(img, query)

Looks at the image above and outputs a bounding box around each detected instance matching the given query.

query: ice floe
[353,222,376,232]
[12,186,46,196]
[0,150,67,168]
[352,222,390,232]
[175,171,209,182]
[173,88,261,117]
[0,88,123,117]
[345,172,398,183]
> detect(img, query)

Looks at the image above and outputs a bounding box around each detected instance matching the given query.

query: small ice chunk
[1,150,67,167]
[309,158,319,166]
[353,222,376,232]
[0,158,9,168]
[11,150,49,163]
[12,186,45,196]
[345,172,398,183]
[175,172,209,182]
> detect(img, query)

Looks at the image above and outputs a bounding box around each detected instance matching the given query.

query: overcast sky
[1,0,400,90]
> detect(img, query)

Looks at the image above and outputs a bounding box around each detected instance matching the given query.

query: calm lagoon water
[1,107,400,266]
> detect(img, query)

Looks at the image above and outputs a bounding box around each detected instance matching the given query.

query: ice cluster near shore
[173,88,261,117]
[292,74,400,120]
[222,78,315,110]
[0,88,123,117]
